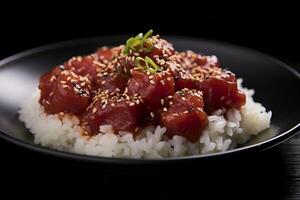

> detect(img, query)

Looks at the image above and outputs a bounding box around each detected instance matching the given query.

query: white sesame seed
[163,107,167,111]
[161,99,164,105]
[92,108,97,114]
[150,112,154,118]
[77,56,82,62]
[50,76,56,82]
[129,102,135,107]
[150,80,155,85]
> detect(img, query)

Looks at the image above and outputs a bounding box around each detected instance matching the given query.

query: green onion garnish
[135,56,161,73]
[123,29,154,54]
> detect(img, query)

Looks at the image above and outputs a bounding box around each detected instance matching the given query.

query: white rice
[18,79,272,159]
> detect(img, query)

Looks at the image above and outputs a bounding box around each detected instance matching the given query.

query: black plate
[0,35,299,165]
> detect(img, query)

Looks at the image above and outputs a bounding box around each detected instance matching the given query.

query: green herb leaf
[135,56,161,74]
[123,29,154,54]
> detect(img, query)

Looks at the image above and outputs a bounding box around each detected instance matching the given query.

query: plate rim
[0,35,299,164]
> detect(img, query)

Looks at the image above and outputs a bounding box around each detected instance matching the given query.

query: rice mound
[19,79,272,158]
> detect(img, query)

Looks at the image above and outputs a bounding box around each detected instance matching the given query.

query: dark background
[0,10,299,199]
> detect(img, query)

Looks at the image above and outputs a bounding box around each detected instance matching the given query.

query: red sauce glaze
[161,89,207,142]
[64,56,99,88]
[38,34,246,143]
[65,55,127,93]
[96,46,122,61]
[199,76,246,113]
[137,37,175,59]
[39,68,91,115]
[127,69,175,111]
[174,66,245,113]
[82,91,144,135]
[175,76,198,91]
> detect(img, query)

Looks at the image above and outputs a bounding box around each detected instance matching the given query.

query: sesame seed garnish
[93,61,106,67]
[168,95,173,99]
[50,76,56,82]
[129,102,135,107]
[181,97,186,101]
[160,80,165,85]
[101,80,106,85]
[149,75,154,79]
[169,101,173,105]
[150,80,155,85]
[150,112,154,118]
[163,107,167,111]
[77,56,82,62]
[92,108,97,114]
[62,85,69,89]
[111,103,116,107]
[183,111,188,114]
[161,99,164,105]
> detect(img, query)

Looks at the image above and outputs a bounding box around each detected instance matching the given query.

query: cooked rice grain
[19,79,272,158]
